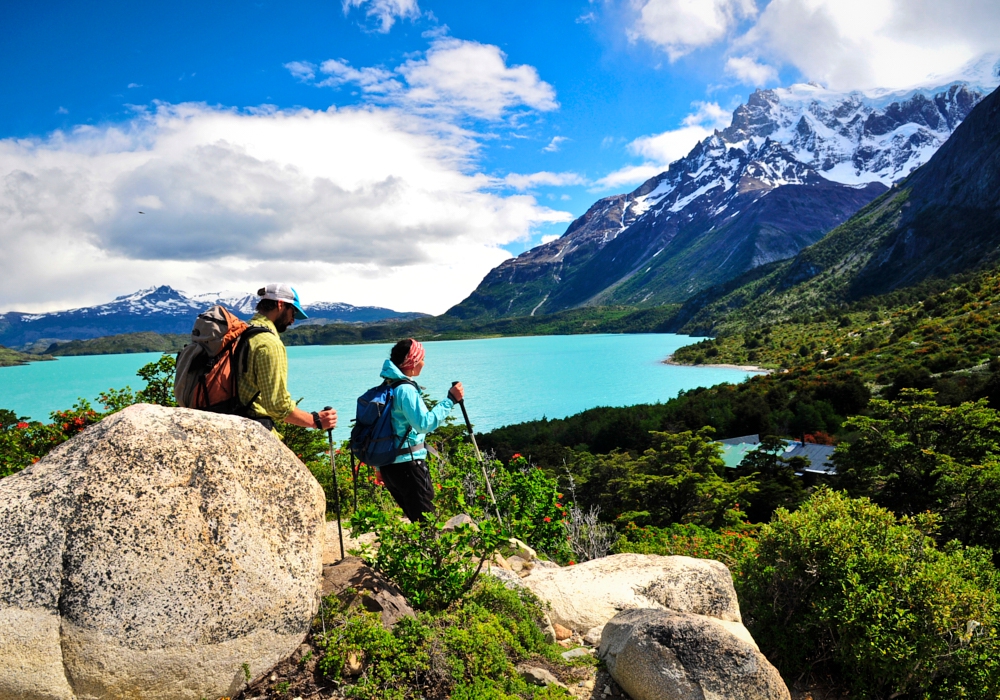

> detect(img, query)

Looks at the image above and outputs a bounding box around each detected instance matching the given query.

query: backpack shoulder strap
[231,325,275,411]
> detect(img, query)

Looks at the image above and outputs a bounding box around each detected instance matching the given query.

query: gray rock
[517,663,566,689]
[523,553,742,634]
[507,555,526,572]
[561,647,593,660]
[321,556,414,628]
[584,625,605,646]
[485,567,527,590]
[534,559,561,569]
[442,513,478,532]
[0,405,326,700]
[599,608,790,700]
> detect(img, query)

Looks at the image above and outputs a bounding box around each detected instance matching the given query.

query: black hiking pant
[380,459,435,523]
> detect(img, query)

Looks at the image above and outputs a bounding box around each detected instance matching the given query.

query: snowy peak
[0,287,428,347]
[719,82,989,185]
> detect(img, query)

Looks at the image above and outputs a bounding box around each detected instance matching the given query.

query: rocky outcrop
[0,404,326,700]
[522,553,742,637]
[599,609,789,700]
[321,557,414,629]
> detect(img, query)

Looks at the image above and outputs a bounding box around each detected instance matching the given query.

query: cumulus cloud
[725,55,778,85]
[342,0,420,33]
[626,0,1000,91]
[503,171,587,190]
[629,0,758,60]
[741,0,1000,90]
[594,102,730,189]
[284,61,317,82]
[542,136,568,152]
[289,37,558,122]
[0,103,572,314]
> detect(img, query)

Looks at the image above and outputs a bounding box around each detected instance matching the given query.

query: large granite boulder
[0,404,326,700]
[522,553,741,635]
[599,608,790,700]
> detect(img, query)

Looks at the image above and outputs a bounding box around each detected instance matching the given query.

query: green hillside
[0,346,53,367]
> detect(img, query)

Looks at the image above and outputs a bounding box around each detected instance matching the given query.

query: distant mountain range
[449,62,1000,319]
[0,286,427,350]
[672,81,1000,334]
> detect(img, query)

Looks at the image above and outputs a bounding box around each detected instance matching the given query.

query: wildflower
[16,422,28,429]
[511,453,522,459]
[543,516,551,523]
[568,560,576,565]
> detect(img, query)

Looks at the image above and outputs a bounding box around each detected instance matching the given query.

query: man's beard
[275,310,294,333]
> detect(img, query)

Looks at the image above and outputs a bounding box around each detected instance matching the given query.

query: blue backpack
[350,379,419,467]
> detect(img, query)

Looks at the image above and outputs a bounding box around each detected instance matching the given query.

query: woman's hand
[448,382,465,403]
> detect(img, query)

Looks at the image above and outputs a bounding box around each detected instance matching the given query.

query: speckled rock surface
[599,609,790,700]
[522,553,741,634]
[0,404,326,700]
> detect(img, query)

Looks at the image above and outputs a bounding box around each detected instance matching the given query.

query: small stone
[345,652,364,676]
[558,639,573,648]
[534,559,561,569]
[553,623,573,641]
[561,647,593,661]
[442,513,478,532]
[270,674,277,682]
[517,663,566,689]
[507,555,525,573]
[584,625,604,646]
[492,553,512,571]
[504,537,537,561]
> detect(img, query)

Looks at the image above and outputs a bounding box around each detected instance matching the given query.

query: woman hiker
[376,338,464,523]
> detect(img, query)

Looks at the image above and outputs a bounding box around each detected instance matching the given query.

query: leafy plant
[738,488,1000,699]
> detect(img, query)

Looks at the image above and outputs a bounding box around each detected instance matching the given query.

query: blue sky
[2,0,999,313]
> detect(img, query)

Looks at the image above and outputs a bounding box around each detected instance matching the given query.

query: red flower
[568,560,576,565]
[511,453,522,459]
[16,422,29,429]
[543,516,551,523]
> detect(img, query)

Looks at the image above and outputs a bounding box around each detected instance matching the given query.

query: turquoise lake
[0,334,757,440]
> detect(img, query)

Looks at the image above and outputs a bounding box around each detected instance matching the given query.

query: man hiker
[241,283,337,434]
[375,338,464,523]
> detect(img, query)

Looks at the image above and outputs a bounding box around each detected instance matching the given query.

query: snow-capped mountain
[450,68,999,319]
[0,286,427,348]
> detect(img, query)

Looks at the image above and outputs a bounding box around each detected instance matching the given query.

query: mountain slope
[449,76,996,320]
[672,84,1000,334]
[0,286,428,348]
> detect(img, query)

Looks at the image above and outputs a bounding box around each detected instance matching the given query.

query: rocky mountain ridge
[0,286,427,349]
[450,68,999,319]
[671,82,1000,334]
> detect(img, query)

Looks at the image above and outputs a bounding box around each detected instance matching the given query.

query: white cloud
[342,0,420,33]
[398,38,559,120]
[127,83,142,89]
[622,0,1000,91]
[317,59,402,93]
[0,103,572,315]
[742,0,1000,90]
[629,0,758,60]
[289,37,558,122]
[56,106,69,115]
[725,55,778,85]
[284,61,317,82]
[594,101,730,189]
[541,234,560,244]
[542,136,569,152]
[503,171,587,190]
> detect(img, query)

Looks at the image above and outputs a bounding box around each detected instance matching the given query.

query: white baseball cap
[258,283,308,320]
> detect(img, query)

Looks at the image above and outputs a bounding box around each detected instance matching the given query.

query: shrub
[613,521,757,574]
[313,577,577,699]
[349,506,507,610]
[738,488,1000,699]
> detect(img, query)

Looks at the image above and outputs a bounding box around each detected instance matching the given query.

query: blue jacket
[380,359,456,463]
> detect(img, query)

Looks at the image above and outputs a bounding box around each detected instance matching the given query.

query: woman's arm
[397,385,455,434]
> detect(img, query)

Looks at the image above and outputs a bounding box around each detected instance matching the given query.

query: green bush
[612,521,757,574]
[835,389,1000,553]
[313,577,578,699]
[350,505,507,610]
[738,488,1000,699]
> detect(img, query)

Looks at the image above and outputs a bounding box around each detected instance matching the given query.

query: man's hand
[317,408,337,431]
[448,382,465,403]
[285,407,337,430]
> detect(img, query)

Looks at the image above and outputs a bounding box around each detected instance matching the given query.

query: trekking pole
[324,406,345,560]
[452,382,503,525]
[350,451,359,512]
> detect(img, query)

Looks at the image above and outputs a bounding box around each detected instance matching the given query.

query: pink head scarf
[399,339,425,373]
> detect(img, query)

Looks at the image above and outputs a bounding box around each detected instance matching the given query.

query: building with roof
[716,434,836,475]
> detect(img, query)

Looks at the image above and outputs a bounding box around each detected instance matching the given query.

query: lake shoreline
[663,354,772,374]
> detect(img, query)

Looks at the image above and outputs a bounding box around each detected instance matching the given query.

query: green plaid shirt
[239,314,296,422]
